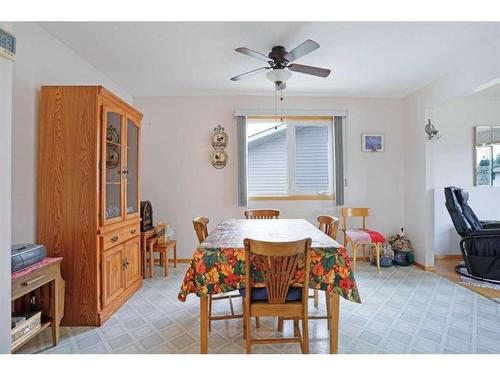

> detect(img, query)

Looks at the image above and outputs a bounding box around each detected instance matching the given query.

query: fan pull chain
[274,84,278,129]
[280,87,284,123]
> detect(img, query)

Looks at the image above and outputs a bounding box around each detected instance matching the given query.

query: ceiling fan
[230,39,331,89]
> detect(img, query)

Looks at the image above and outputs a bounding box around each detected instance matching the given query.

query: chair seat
[346,229,385,244]
[154,239,176,249]
[239,287,303,302]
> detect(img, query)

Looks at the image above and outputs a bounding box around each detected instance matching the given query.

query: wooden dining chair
[242,238,311,354]
[192,216,249,331]
[244,209,280,219]
[242,210,280,328]
[192,216,209,244]
[279,216,339,332]
[342,208,385,272]
[313,216,339,305]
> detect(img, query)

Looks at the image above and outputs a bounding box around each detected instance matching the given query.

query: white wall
[431,99,500,255]
[134,95,405,259]
[0,21,13,354]
[11,22,132,243]
[403,37,500,266]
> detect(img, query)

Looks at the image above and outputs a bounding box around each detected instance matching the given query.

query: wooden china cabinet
[38,86,143,326]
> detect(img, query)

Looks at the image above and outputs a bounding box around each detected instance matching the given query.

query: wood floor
[434,257,500,300]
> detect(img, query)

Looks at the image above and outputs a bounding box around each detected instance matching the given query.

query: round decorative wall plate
[211,124,227,150]
[210,150,227,169]
[106,146,120,169]
[106,125,119,143]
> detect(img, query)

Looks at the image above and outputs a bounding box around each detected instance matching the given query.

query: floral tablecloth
[178,219,361,304]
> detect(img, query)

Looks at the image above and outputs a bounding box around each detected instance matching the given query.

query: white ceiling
[471,82,500,100]
[38,22,500,98]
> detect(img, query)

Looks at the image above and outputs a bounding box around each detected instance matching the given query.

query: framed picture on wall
[362,133,385,152]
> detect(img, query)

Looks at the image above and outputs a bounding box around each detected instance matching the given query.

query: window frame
[246,116,335,201]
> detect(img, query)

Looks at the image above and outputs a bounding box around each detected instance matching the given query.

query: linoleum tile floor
[18,262,500,354]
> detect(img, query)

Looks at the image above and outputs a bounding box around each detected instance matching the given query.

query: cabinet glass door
[104,110,124,222]
[125,118,139,217]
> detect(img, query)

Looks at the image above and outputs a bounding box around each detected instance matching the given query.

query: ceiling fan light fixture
[266,69,291,84]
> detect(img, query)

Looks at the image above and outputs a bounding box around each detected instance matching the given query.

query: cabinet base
[98,277,143,326]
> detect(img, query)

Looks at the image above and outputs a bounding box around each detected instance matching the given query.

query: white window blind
[248,125,288,195]
[295,125,330,193]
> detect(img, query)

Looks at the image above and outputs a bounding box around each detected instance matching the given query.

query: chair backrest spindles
[317,215,339,240]
[244,209,280,219]
[192,216,209,244]
[244,238,311,305]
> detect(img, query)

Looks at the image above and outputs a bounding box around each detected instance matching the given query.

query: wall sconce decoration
[211,124,227,150]
[425,119,440,140]
[210,124,228,169]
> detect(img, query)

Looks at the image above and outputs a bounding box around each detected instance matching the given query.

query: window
[475,125,500,186]
[246,117,334,198]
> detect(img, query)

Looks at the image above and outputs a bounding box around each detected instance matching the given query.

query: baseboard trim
[166,258,444,272]
[353,256,370,261]
[164,257,444,271]
[434,254,463,260]
[414,261,435,272]
[154,258,191,264]
[172,258,191,263]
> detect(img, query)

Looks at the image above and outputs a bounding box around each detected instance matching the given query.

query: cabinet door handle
[111,235,119,242]
[23,275,45,286]
[130,229,136,235]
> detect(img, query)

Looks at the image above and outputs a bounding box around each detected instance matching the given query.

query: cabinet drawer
[101,223,140,250]
[11,263,58,300]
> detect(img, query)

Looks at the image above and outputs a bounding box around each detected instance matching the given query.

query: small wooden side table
[11,257,65,353]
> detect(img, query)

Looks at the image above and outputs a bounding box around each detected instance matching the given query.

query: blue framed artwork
[362,133,384,152]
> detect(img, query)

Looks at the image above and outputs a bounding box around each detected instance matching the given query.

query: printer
[11,244,47,273]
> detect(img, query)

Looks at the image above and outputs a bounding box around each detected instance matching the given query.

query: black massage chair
[444,186,500,282]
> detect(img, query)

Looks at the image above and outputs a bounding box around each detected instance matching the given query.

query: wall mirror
[475,125,500,186]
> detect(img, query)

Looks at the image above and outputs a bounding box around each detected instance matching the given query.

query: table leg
[164,250,169,277]
[329,293,340,354]
[141,237,147,278]
[200,295,209,354]
[149,241,154,278]
[173,242,177,268]
[50,278,60,346]
[143,243,147,278]
[325,291,331,330]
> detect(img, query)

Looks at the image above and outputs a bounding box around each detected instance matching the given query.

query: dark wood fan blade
[288,63,331,78]
[235,47,271,62]
[230,67,268,81]
[283,39,320,62]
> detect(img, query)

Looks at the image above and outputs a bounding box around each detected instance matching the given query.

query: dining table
[178,218,361,354]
